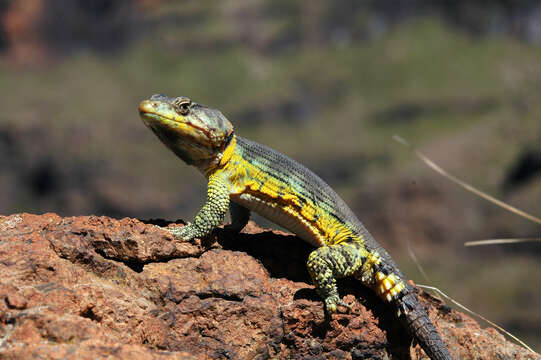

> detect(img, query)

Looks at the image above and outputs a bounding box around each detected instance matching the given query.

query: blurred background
[0,0,540,351]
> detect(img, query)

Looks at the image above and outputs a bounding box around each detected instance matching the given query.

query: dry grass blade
[407,239,431,283]
[393,135,541,226]
[418,284,538,355]
[394,134,540,353]
[465,238,541,246]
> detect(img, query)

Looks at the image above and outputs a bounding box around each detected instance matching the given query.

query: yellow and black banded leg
[224,202,251,233]
[168,173,230,241]
[307,242,368,313]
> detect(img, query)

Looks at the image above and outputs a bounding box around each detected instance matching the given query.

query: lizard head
[139,94,234,170]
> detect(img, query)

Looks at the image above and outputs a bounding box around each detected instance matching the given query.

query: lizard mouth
[139,99,219,153]
[139,100,210,134]
[138,100,179,123]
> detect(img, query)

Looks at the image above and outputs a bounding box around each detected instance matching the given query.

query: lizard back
[227,136,395,264]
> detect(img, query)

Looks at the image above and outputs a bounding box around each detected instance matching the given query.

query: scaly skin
[139,94,453,360]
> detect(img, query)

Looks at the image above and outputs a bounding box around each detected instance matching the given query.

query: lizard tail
[397,287,454,360]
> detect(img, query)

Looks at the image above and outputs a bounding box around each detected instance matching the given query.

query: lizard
[138,94,453,360]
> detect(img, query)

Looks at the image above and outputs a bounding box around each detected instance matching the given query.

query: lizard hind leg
[224,202,251,233]
[306,241,368,313]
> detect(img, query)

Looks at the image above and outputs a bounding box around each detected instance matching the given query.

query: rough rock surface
[0,213,538,360]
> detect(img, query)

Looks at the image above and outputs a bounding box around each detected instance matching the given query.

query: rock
[0,213,538,359]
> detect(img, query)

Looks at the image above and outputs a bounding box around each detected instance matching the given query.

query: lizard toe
[325,297,352,313]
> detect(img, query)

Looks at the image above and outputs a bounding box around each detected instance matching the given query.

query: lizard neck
[202,133,237,177]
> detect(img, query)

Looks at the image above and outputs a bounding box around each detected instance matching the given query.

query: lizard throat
[204,133,237,177]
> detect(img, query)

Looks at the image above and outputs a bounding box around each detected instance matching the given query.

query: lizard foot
[164,224,193,241]
[325,296,352,313]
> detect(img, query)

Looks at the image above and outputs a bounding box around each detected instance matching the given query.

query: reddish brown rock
[0,213,538,359]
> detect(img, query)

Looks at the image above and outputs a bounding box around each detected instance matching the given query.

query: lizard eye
[173,97,191,115]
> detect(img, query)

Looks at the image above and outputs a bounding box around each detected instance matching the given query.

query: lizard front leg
[168,173,230,241]
[307,241,368,312]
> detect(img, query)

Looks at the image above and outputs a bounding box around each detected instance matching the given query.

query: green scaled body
[139,94,453,360]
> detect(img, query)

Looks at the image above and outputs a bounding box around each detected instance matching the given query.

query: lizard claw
[325,297,352,313]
